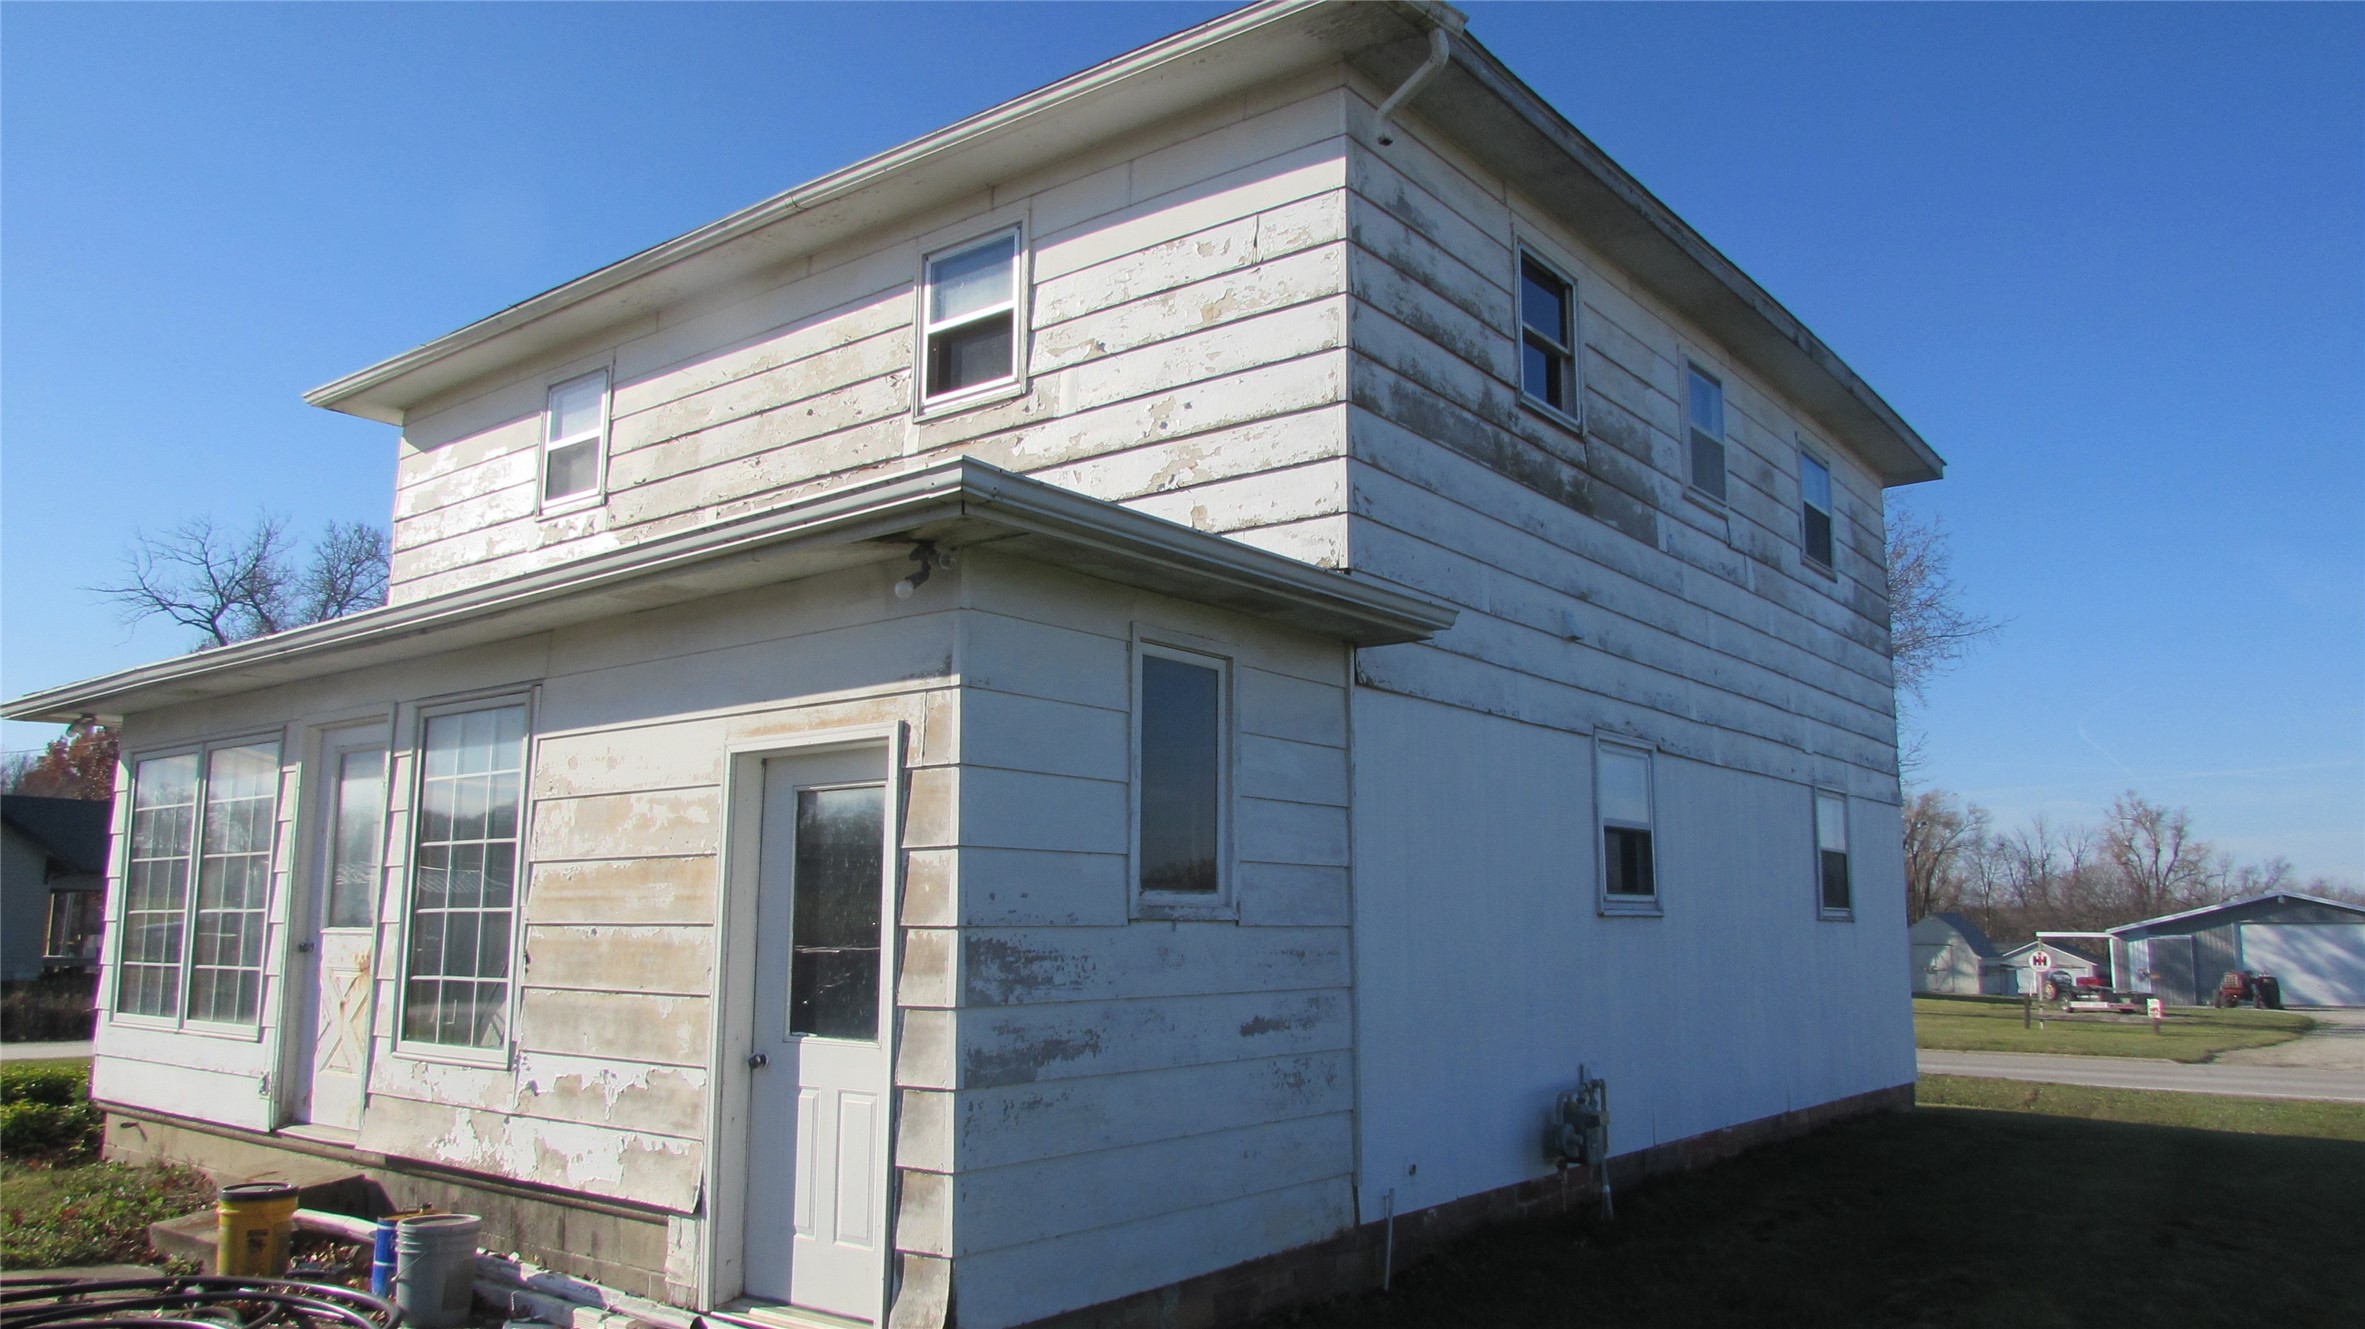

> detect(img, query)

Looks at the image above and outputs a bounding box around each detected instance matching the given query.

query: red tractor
[2213,969,2284,1009]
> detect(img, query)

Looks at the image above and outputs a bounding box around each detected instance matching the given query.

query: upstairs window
[1684,363,1727,503]
[401,703,527,1052]
[1596,742,1657,908]
[116,740,281,1024]
[1800,451,1836,570]
[921,231,1020,405]
[542,371,608,507]
[1518,252,1577,418]
[1816,790,1852,916]
[1136,644,1228,906]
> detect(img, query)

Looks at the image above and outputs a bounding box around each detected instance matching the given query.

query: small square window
[543,371,608,507]
[1800,451,1836,569]
[1596,742,1657,910]
[921,232,1021,405]
[1517,253,1576,418]
[1816,790,1851,917]
[1684,363,1727,503]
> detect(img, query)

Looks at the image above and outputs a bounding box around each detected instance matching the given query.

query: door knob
[296,942,314,954]
[747,1052,769,1069]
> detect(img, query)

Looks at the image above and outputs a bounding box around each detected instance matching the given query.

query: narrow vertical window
[403,704,527,1051]
[1816,791,1852,916]
[542,371,608,506]
[1800,451,1835,570]
[1685,363,1727,503]
[117,753,199,1018]
[113,741,282,1024]
[324,747,387,929]
[920,232,1019,403]
[1597,743,1656,905]
[1518,253,1576,416]
[1137,647,1225,900]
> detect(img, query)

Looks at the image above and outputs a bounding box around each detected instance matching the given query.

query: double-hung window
[1134,642,1229,912]
[116,739,282,1025]
[401,703,527,1052]
[542,371,609,509]
[919,231,1021,406]
[1596,741,1658,911]
[1518,252,1577,419]
[1816,790,1852,917]
[1684,362,1727,503]
[1799,450,1836,571]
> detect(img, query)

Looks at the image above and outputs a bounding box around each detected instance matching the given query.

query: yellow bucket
[215,1182,300,1276]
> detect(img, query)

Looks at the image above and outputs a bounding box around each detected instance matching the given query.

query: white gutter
[1372,23,1455,147]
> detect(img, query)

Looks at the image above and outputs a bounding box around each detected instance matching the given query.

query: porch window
[542,370,608,507]
[920,231,1021,404]
[1684,362,1727,503]
[1597,741,1657,909]
[1135,644,1227,904]
[1816,790,1852,917]
[115,740,282,1024]
[401,704,527,1050]
[46,890,103,962]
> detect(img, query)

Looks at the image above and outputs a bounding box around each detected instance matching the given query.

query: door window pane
[1139,654,1221,895]
[789,785,885,1040]
[325,748,386,929]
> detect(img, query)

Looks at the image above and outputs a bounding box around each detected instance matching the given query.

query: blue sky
[4,3,2359,882]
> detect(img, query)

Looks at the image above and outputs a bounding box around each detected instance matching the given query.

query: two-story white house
[6,4,1940,1326]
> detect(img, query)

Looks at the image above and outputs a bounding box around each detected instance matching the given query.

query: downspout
[1372,24,1453,147]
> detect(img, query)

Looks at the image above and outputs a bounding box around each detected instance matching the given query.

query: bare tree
[93,513,388,649]
[1885,507,2002,704]
[1902,787,1984,923]
[2100,790,2214,917]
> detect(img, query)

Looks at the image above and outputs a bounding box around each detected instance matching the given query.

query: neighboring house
[1996,935,2105,996]
[3,5,1941,1327]
[1910,912,2010,996]
[2111,893,2365,1007]
[0,795,110,981]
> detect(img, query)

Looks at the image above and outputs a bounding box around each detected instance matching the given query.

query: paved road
[0,1040,93,1061]
[1919,1049,2365,1103]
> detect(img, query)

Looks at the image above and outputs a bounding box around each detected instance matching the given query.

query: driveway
[0,1040,92,1061]
[1918,1049,2365,1103]
[2213,1006,2365,1071]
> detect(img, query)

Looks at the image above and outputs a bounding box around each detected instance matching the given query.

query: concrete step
[145,1170,373,1271]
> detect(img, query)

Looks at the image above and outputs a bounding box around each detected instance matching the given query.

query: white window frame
[1129,630,1235,922]
[1514,243,1582,432]
[1593,737,1662,917]
[539,368,610,515]
[108,732,286,1039]
[391,691,535,1067]
[1815,788,1853,921]
[1682,359,1728,506]
[1798,446,1837,575]
[913,225,1028,416]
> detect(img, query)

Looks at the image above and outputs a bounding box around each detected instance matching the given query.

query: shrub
[0,1063,102,1163]
[0,976,97,1042]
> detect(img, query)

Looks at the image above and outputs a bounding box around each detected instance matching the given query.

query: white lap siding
[908,555,1358,1329]
[385,70,1363,605]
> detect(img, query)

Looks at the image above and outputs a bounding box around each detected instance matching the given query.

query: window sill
[915,378,1026,422]
[1598,896,1664,918]
[1819,908,1856,923]
[1681,486,1729,517]
[1517,393,1586,441]
[389,1043,513,1072]
[105,1014,265,1043]
[1132,896,1238,924]
[537,494,606,522]
[1802,556,1838,582]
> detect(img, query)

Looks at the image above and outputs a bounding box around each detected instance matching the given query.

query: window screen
[1519,255,1575,414]
[1138,652,1222,896]
[1686,365,1727,502]
[1800,453,1835,568]
[403,705,526,1049]
[923,233,1019,401]
[1817,791,1851,914]
[1598,745,1656,900]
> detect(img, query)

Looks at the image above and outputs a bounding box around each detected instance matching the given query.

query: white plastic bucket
[394,1213,483,1329]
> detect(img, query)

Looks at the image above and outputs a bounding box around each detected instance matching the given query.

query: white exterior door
[288,729,387,1132]
[742,751,892,1322]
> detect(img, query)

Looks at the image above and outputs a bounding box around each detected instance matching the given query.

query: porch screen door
[290,730,386,1131]
[742,751,892,1322]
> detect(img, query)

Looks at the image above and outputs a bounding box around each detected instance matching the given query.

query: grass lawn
[1919,1075,2365,1141]
[1253,1098,2365,1328]
[0,1160,213,1269]
[1913,995,2312,1062]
